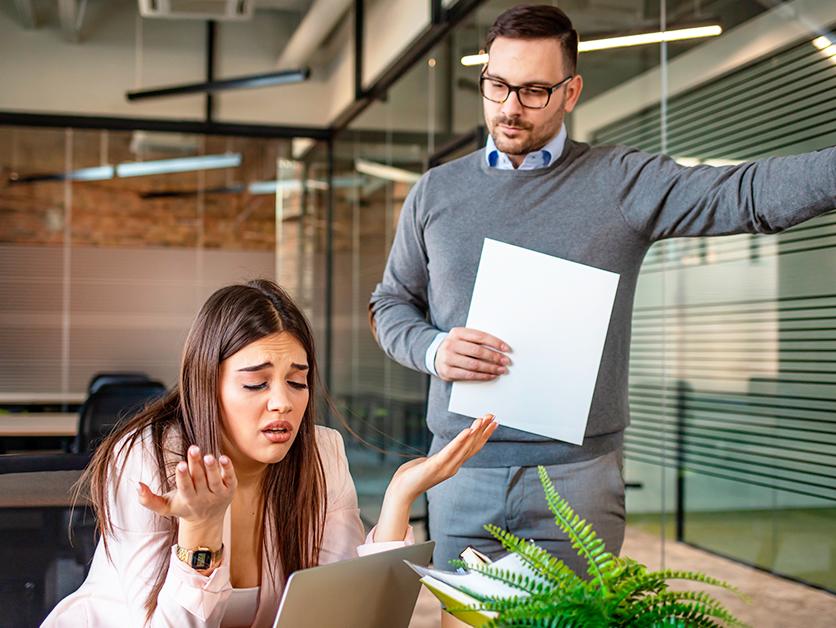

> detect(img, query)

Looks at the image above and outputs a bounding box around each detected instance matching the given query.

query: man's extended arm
[613,146,836,240]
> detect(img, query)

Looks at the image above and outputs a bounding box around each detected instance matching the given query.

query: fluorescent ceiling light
[672,157,702,167]
[812,35,833,50]
[460,54,488,66]
[116,153,242,178]
[459,53,486,67]
[68,165,115,181]
[354,159,421,184]
[460,25,722,65]
[703,158,744,167]
[249,179,303,195]
[812,35,836,64]
[330,176,367,188]
[248,177,366,195]
[673,156,744,167]
[10,155,241,185]
[579,25,722,52]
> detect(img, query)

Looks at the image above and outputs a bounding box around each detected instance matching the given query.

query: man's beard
[489,97,565,156]
[490,115,537,155]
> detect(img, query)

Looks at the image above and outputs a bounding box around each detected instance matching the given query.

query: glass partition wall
[330,51,443,527]
[328,0,836,623]
[0,127,326,395]
[608,10,836,594]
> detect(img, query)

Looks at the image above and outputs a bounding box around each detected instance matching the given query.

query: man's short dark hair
[485,4,579,74]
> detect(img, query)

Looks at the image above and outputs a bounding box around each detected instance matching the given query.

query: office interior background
[0,0,834,625]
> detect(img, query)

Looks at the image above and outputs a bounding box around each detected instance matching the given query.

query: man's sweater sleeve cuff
[424,332,448,376]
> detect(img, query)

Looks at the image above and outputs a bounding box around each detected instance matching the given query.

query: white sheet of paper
[448,238,620,445]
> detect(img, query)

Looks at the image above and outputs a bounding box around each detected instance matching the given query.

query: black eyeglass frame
[479,72,574,109]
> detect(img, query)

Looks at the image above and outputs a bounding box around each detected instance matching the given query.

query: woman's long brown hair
[76,280,327,622]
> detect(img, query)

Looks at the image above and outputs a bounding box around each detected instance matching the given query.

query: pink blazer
[43,426,412,627]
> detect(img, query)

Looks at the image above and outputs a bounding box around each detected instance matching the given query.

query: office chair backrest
[87,372,150,394]
[75,380,167,453]
[0,453,91,475]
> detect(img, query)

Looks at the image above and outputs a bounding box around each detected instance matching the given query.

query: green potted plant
[439,466,747,627]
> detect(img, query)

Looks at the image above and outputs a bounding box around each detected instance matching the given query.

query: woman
[44,280,497,627]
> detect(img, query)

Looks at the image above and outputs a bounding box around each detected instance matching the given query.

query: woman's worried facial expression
[218,331,310,469]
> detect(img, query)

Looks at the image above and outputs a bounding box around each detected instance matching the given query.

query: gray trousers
[427,448,625,576]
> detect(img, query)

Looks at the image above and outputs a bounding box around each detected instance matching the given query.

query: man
[368,3,835,579]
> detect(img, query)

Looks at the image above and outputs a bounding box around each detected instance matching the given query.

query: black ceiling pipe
[126,68,311,101]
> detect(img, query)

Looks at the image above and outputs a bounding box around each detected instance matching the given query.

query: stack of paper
[449,239,620,445]
[405,553,541,627]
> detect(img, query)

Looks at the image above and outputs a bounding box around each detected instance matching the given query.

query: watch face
[191,550,212,570]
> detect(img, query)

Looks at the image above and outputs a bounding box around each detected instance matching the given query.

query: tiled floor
[407,526,836,628]
[622,528,836,628]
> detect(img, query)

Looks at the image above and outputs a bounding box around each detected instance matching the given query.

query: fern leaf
[536,466,618,589]
[637,600,732,627]
[484,524,582,590]
[609,569,668,608]
[648,569,746,600]
[484,593,607,628]
[625,591,746,628]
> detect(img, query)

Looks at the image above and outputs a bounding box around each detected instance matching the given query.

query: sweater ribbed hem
[429,429,624,468]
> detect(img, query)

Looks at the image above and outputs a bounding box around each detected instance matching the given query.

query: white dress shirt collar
[485,123,567,170]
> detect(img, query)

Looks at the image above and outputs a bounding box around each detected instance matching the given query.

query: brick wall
[0,127,313,251]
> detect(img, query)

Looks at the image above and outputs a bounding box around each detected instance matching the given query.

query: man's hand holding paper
[448,238,620,445]
[434,327,512,382]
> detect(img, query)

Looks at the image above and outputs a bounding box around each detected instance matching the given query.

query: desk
[0,392,86,405]
[0,413,77,437]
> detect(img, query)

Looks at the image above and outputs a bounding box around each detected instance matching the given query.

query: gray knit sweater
[369,140,836,467]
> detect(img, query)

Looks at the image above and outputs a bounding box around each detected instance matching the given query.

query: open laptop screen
[273,541,435,628]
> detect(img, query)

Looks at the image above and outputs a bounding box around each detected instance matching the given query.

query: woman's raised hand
[374,415,497,542]
[137,445,238,527]
[388,414,498,502]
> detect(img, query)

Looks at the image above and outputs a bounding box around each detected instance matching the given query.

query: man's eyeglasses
[479,73,573,109]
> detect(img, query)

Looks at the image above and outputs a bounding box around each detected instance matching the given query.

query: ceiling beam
[0,111,332,141]
[276,0,353,69]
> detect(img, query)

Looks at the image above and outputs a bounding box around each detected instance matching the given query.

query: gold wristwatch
[176,543,224,571]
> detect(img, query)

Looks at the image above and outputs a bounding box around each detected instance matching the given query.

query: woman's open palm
[389,415,498,501]
[137,445,237,526]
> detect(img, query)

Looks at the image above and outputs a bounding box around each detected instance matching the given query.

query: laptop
[273,541,435,628]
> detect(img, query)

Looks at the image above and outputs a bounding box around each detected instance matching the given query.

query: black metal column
[431,0,443,25]
[205,21,216,122]
[354,0,364,100]
[324,137,335,414]
[675,380,689,542]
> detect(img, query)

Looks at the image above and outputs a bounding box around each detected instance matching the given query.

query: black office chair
[86,371,150,395]
[0,453,90,475]
[73,380,167,454]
